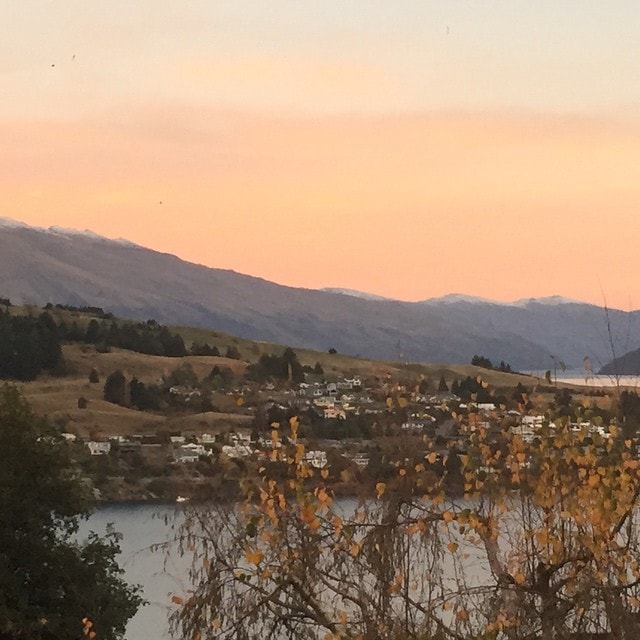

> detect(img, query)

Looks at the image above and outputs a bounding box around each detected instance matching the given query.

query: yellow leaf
[245,548,264,565]
[399,468,406,476]
[376,482,386,498]
[535,530,549,546]
[317,487,331,507]
[321,468,330,479]
[212,619,222,629]
[426,452,437,464]
[171,595,184,605]
[236,396,244,406]
[442,511,454,523]
[514,572,526,585]
[447,542,458,553]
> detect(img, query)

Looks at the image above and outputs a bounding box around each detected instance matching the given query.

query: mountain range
[1,217,638,372]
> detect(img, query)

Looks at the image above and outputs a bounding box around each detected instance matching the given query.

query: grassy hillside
[6,302,554,440]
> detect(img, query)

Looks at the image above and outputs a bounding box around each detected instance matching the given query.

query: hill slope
[1,218,639,370]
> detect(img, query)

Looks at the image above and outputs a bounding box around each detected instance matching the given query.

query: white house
[182,442,207,456]
[175,447,200,463]
[222,443,253,459]
[324,407,346,420]
[305,450,328,468]
[87,441,111,456]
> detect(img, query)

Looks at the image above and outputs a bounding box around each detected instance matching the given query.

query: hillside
[4,304,537,440]
[1,217,639,370]
[599,346,640,376]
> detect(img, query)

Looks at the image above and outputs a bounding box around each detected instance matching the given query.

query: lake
[81,499,490,640]
[80,503,186,640]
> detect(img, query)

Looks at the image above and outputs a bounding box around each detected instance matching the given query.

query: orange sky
[3,2,640,309]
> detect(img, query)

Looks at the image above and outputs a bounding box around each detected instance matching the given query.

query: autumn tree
[170,380,640,640]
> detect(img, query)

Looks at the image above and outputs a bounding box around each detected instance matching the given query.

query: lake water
[81,500,491,640]
[80,503,186,640]
[555,372,640,387]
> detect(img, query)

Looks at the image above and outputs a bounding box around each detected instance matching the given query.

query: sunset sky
[3,1,640,308]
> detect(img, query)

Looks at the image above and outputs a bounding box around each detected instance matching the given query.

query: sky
[3,1,640,309]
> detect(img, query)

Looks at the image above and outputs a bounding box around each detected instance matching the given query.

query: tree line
[0,310,63,380]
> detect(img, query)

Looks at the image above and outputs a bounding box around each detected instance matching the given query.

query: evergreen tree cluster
[471,354,512,373]
[246,347,304,383]
[82,318,186,357]
[44,302,113,319]
[0,310,63,381]
[190,342,220,356]
[451,375,495,402]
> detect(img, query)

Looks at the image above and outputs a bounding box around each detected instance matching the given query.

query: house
[352,453,370,468]
[401,421,427,433]
[170,435,186,444]
[175,447,200,464]
[230,432,252,446]
[87,441,111,456]
[324,407,347,420]
[197,433,216,444]
[222,443,253,458]
[181,442,207,456]
[304,450,328,468]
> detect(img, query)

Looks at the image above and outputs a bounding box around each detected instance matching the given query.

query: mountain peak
[421,293,502,305]
[0,216,31,230]
[0,216,138,247]
[320,287,393,301]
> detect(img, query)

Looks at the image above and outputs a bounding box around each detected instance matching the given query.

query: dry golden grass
[62,343,246,382]
[10,307,570,439]
[17,344,251,438]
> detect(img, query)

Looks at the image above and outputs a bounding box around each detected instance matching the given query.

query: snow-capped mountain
[1,216,637,370]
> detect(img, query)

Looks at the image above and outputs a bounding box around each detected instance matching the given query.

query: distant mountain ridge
[1,217,639,371]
